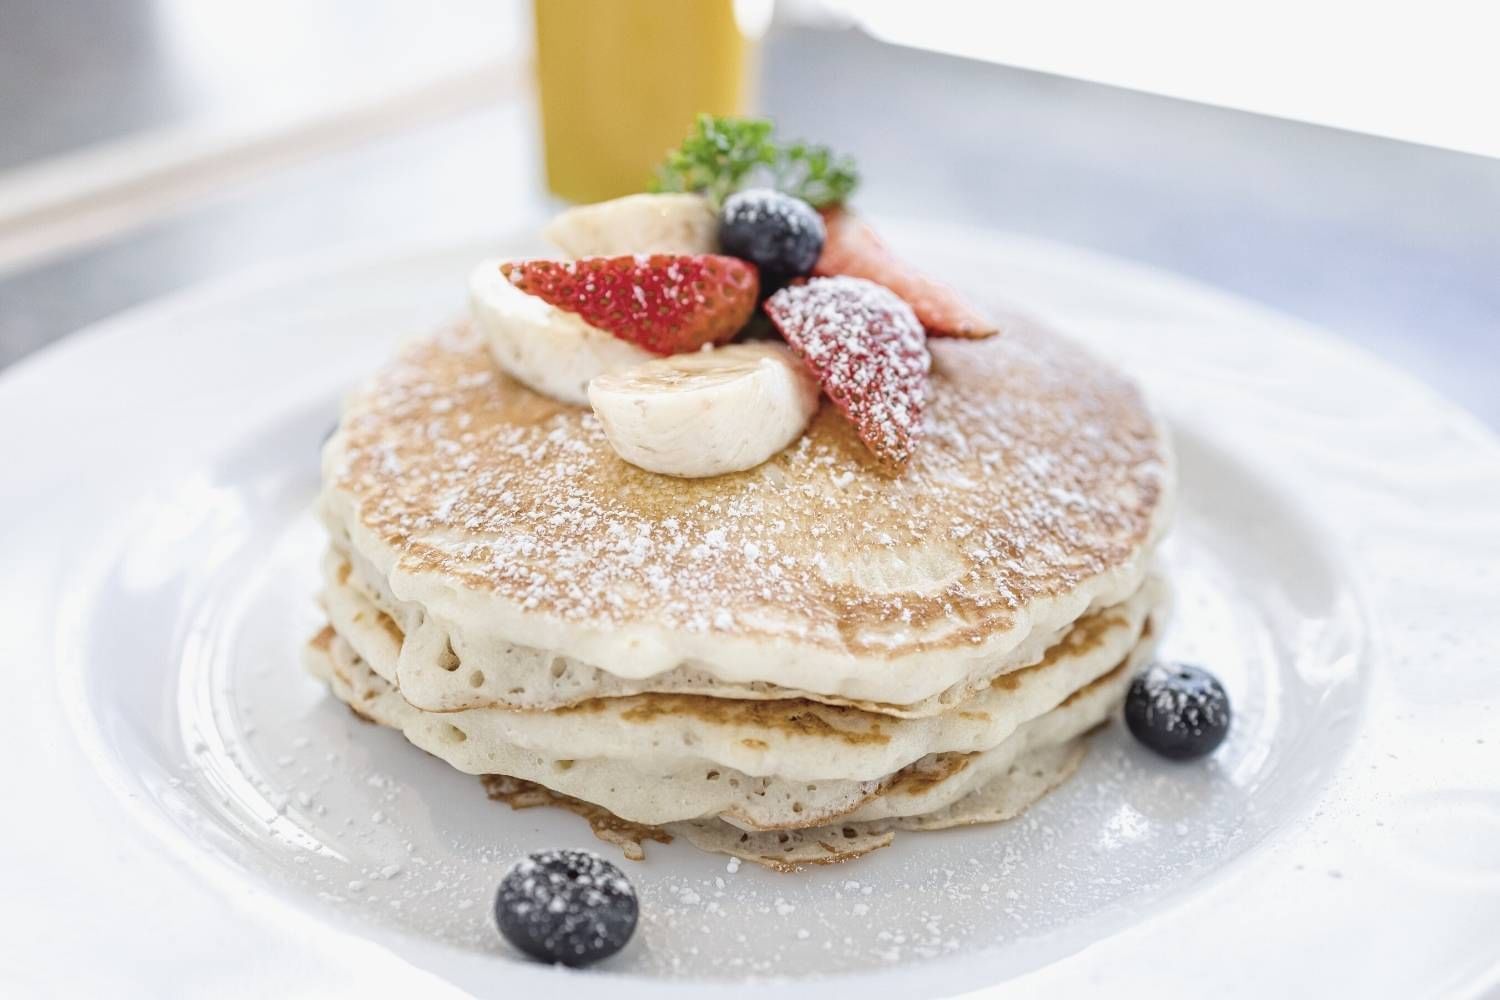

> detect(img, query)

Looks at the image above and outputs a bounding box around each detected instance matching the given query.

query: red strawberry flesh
[814,211,997,339]
[500,254,758,355]
[764,276,930,463]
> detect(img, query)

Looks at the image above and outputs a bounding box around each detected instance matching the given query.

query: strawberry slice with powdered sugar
[764,276,930,463]
[500,254,758,355]
[814,210,997,339]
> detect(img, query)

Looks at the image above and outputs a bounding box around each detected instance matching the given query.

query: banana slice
[587,343,821,478]
[544,193,719,258]
[469,259,651,406]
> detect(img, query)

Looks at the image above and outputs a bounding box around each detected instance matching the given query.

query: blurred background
[2,0,1496,426]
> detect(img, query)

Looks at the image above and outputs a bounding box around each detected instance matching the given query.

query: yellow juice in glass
[533,0,754,203]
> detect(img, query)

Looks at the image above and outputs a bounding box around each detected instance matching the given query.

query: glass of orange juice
[532,0,765,203]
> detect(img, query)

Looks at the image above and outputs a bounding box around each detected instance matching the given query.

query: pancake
[321,560,1162,781]
[310,305,1178,867]
[673,737,1091,870]
[305,618,1154,832]
[480,735,1089,871]
[321,544,1142,717]
[320,318,1173,708]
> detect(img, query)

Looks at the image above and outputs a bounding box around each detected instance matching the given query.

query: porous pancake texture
[319,319,1172,706]
[310,317,1174,868]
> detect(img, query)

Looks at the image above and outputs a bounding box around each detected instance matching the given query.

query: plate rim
[3,223,1498,998]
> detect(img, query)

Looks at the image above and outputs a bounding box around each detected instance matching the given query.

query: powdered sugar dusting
[724,188,822,234]
[815,211,998,338]
[329,319,1167,654]
[765,276,930,463]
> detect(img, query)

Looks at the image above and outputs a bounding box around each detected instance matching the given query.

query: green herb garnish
[772,140,859,209]
[649,114,859,209]
[649,115,775,206]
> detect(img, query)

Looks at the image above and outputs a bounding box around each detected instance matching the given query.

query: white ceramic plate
[2,226,1497,999]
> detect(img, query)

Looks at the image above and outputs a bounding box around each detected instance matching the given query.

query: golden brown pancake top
[329,319,1168,657]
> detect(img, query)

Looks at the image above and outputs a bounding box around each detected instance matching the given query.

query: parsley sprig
[649,114,859,209]
[772,140,859,210]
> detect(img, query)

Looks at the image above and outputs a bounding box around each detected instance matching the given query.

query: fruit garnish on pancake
[475,117,999,473]
[814,209,998,339]
[586,342,820,478]
[764,276,930,464]
[649,114,994,337]
[500,254,758,355]
[544,192,719,258]
[718,188,826,290]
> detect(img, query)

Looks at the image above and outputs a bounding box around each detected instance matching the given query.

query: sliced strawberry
[764,276,930,463]
[814,210,997,339]
[500,254,758,355]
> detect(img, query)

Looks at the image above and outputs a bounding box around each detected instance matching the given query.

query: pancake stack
[307,314,1173,869]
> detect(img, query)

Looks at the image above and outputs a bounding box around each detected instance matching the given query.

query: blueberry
[718,188,825,285]
[494,849,637,967]
[1124,663,1231,760]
